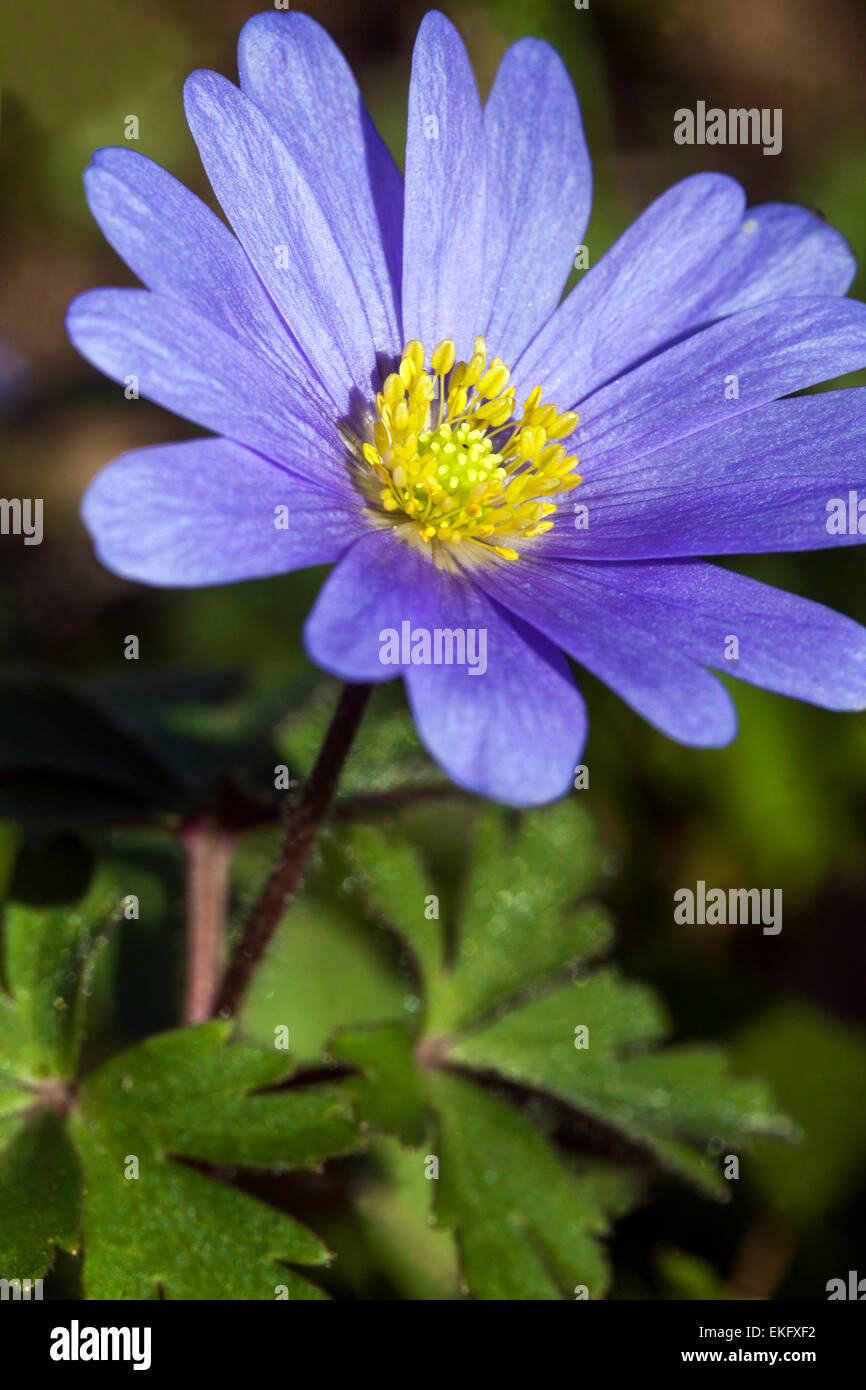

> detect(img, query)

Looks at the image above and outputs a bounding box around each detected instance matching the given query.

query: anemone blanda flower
[69,9,866,806]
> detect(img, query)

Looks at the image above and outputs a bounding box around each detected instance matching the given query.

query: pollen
[360,335,581,562]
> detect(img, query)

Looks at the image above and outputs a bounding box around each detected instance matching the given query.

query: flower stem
[213,682,372,1018]
[181,815,234,1025]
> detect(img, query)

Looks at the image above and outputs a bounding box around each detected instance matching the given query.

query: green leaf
[0,883,364,1299]
[68,1022,363,1299]
[351,1137,460,1300]
[0,1111,80,1280]
[449,975,789,1192]
[240,892,407,1065]
[433,804,614,1033]
[427,1072,611,1300]
[336,823,443,998]
[655,1244,730,1300]
[0,883,117,1088]
[343,804,613,1036]
[330,1023,427,1147]
[327,801,791,1296]
[77,1022,361,1169]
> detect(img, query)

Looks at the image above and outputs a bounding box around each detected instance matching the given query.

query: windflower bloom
[70,10,866,805]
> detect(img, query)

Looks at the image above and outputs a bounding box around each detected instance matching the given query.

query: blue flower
[68,9,866,806]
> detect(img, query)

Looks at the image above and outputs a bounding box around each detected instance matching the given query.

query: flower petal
[237,10,402,344]
[690,201,856,317]
[632,560,866,710]
[405,609,585,808]
[470,554,737,746]
[480,37,591,367]
[82,439,364,586]
[183,70,383,414]
[304,529,413,683]
[66,288,351,497]
[512,173,745,404]
[507,558,866,711]
[83,148,312,383]
[538,389,866,559]
[577,297,866,466]
[514,178,856,408]
[402,11,487,361]
[304,529,585,805]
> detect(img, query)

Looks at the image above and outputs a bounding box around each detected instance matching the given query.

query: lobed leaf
[427,1072,613,1300]
[0,1111,80,1281]
[0,887,364,1299]
[325,801,792,1289]
[69,1023,362,1300]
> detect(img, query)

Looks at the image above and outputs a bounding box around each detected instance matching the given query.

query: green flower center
[360,335,582,562]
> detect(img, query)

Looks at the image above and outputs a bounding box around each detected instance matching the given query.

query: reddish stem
[213,682,372,1019]
[182,815,234,1024]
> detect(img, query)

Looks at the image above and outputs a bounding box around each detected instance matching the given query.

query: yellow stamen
[431,338,456,375]
[358,336,581,562]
